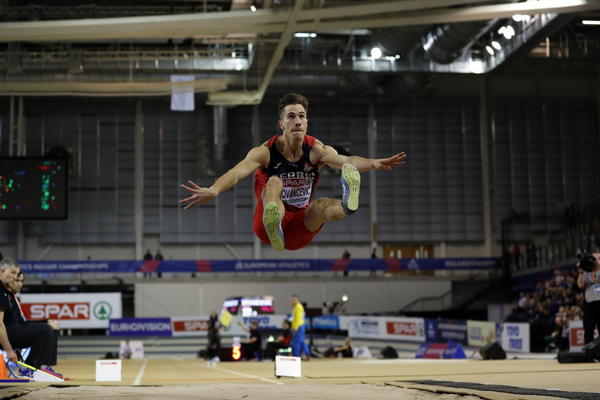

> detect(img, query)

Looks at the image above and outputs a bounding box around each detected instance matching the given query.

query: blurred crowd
[507,268,583,352]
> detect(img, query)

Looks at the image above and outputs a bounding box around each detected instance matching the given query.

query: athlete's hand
[373,152,407,170]
[6,350,18,363]
[179,181,219,210]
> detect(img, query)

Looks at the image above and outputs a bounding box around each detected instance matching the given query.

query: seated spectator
[238,321,262,360]
[264,319,292,360]
[323,337,353,358]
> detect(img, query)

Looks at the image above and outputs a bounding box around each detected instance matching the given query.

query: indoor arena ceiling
[0,0,599,104]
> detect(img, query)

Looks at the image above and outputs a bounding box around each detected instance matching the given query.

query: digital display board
[222,296,275,316]
[0,157,68,219]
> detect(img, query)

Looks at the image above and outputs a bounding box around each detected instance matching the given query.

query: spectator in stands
[547,312,570,351]
[371,248,377,259]
[517,292,528,309]
[526,242,535,268]
[143,249,153,261]
[512,243,522,269]
[577,252,600,344]
[238,320,262,360]
[264,319,292,360]
[508,266,586,352]
[142,249,153,278]
[342,249,351,259]
[0,260,62,377]
[154,250,164,260]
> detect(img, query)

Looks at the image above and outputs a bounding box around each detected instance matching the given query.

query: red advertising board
[22,302,90,320]
[569,321,585,351]
[172,319,209,333]
[386,321,418,336]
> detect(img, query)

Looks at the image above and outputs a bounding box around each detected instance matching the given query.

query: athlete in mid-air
[180,93,407,251]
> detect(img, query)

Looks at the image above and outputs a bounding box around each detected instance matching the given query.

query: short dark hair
[278,93,308,117]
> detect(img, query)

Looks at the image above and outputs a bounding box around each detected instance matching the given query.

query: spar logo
[23,302,90,320]
[94,301,113,320]
[386,321,417,336]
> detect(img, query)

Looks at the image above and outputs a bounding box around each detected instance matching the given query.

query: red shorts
[253,201,323,251]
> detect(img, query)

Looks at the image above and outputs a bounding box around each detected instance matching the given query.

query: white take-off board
[275,356,301,378]
[95,360,122,382]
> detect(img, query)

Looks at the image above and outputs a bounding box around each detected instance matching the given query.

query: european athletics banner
[18,258,501,274]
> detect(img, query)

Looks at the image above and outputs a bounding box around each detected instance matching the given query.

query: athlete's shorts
[253,201,323,251]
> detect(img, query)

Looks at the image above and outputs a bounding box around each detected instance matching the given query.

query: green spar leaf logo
[93,301,113,320]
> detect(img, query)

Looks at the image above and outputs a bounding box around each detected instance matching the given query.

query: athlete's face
[279,104,307,140]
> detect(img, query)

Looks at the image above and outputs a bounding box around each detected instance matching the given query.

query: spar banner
[171,316,210,337]
[109,318,173,336]
[17,258,501,273]
[347,316,425,341]
[20,293,122,329]
[501,323,530,353]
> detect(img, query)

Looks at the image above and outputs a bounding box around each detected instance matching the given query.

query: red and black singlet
[254,135,320,210]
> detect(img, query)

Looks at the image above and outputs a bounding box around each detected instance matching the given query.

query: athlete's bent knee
[266,176,283,189]
[265,176,283,195]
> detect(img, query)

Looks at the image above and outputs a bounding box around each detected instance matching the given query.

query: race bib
[279,171,316,208]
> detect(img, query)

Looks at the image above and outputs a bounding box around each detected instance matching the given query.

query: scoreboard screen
[0,157,68,220]
[222,296,275,316]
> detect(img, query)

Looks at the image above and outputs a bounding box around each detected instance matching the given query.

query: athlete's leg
[304,198,345,232]
[291,328,302,357]
[304,163,361,232]
[262,176,285,251]
[262,176,285,213]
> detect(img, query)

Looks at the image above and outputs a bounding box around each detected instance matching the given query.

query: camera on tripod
[576,251,597,272]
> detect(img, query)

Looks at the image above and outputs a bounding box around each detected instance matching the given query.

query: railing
[401,289,452,313]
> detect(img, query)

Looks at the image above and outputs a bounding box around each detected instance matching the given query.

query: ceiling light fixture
[499,25,516,39]
[491,41,501,50]
[582,20,600,25]
[294,32,317,38]
[370,47,382,59]
[485,45,494,55]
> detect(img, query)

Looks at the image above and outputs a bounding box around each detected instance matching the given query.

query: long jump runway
[3,358,600,400]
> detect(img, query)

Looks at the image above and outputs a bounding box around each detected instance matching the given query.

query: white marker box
[275,355,301,378]
[95,360,122,382]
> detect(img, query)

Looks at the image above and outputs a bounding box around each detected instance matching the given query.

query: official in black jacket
[0,260,59,369]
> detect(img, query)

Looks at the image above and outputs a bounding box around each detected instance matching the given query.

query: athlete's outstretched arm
[180,145,269,210]
[313,141,406,172]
